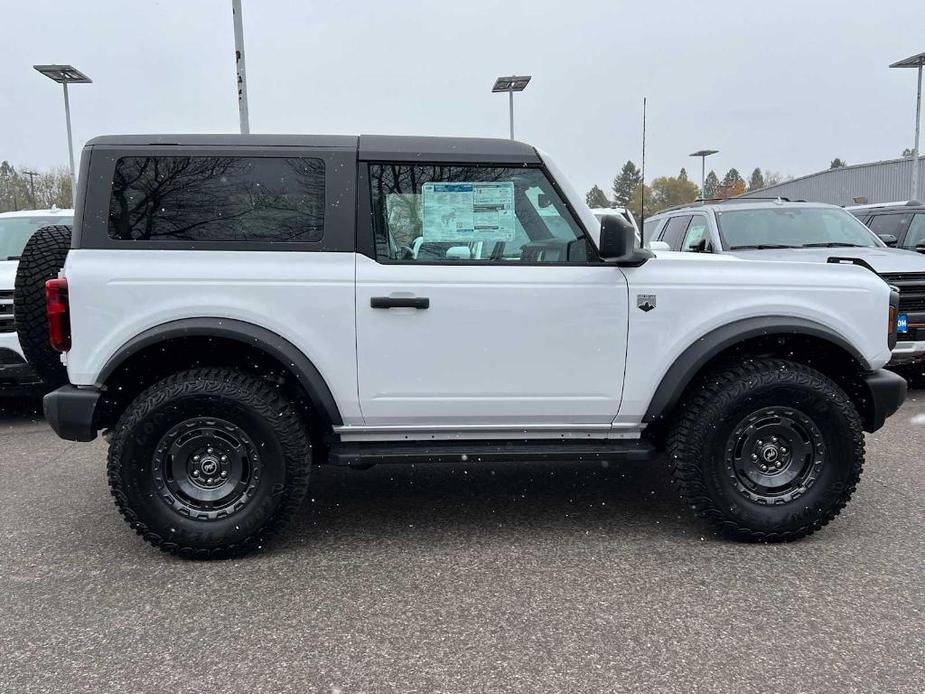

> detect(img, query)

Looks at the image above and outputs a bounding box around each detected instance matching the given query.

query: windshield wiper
[800,242,864,248]
[728,244,798,250]
[2,255,21,261]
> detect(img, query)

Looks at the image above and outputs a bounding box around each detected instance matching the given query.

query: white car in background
[643,198,925,374]
[0,207,73,391]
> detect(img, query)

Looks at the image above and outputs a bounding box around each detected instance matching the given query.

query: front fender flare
[642,316,872,424]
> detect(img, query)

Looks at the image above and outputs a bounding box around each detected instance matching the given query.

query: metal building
[742,155,924,206]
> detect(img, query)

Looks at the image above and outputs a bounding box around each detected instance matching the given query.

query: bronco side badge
[637,294,656,312]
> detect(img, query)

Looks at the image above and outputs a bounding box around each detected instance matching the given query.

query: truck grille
[0,290,13,333]
[880,273,925,314]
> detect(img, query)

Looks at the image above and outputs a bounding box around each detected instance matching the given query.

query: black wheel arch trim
[96,318,343,426]
[642,316,874,424]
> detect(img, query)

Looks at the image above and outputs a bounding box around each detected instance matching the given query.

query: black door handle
[370,297,430,309]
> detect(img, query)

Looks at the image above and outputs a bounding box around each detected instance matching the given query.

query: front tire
[666,359,864,542]
[107,368,311,558]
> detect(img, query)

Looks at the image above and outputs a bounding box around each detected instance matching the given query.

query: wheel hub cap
[725,407,825,504]
[152,417,262,520]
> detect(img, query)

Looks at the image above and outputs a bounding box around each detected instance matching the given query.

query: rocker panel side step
[327,439,656,466]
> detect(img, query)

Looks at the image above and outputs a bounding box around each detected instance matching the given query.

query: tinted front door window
[368,164,588,263]
[867,213,913,242]
[904,213,925,250]
[681,214,710,251]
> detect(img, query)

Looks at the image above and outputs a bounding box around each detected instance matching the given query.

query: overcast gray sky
[1,0,923,196]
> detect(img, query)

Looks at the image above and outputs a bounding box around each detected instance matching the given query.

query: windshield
[0,216,73,260]
[716,207,882,250]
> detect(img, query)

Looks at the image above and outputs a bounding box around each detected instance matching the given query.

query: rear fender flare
[96,317,343,425]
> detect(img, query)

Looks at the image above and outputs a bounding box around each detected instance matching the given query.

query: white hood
[727,246,925,274]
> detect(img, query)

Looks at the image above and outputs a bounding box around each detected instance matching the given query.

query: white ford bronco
[22,134,906,557]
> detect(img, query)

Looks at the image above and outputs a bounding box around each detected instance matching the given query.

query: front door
[354,162,629,431]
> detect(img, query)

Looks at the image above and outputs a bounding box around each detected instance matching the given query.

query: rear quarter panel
[62,249,362,424]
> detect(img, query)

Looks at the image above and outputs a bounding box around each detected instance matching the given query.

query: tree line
[585,161,788,221]
[0,161,72,212]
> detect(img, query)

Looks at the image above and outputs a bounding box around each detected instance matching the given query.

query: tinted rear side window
[108,156,324,242]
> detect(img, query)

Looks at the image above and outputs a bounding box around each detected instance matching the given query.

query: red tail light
[46,278,71,352]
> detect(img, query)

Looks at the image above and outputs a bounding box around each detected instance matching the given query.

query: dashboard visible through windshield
[716,207,882,250]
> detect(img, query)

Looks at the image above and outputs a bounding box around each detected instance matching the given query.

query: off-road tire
[666,358,864,542]
[13,224,72,388]
[107,368,312,558]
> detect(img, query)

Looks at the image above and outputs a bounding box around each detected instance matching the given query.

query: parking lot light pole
[690,149,719,199]
[232,0,250,134]
[33,65,91,208]
[492,75,531,140]
[891,51,925,201]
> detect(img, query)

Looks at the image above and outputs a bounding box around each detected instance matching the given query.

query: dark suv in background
[849,200,925,253]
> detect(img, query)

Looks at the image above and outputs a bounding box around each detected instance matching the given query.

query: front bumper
[890,339,925,365]
[43,385,101,442]
[861,369,907,432]
[0,346,41,392]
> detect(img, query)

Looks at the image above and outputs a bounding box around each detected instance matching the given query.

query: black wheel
[107,368,312,558]
[13,224,71,388]
[666,358,864,542]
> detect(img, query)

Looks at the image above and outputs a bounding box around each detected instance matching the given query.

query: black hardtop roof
[85,134,540,163]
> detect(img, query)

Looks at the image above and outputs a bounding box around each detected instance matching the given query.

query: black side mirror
[877,233,898,247]
[599,215,652,266]
[689,237,709,253]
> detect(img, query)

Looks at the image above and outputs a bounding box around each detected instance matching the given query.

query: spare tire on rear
[14,225,72,389]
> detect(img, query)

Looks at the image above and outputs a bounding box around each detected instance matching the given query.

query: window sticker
[422,182,515,242]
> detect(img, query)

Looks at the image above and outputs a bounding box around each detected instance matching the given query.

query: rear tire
[666,358,864,542]
[107,368,312,558]
[13,224,71,388]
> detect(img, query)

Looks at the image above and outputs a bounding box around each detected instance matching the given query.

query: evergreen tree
[678,167,689,182]
[722,168,745,187]
[748,167,765,191]
[612,160,641,207]
[585,185,610,208]
[703,170,719,198]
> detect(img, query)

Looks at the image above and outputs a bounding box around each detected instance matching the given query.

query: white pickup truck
[17,134,906,557]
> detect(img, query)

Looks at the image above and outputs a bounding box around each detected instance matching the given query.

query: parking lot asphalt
[1,393,923,694]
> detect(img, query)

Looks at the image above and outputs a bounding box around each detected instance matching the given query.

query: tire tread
[107,367,311,558]
[666,358,864,542]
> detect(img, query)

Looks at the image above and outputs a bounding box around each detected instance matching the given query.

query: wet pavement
[1,391,923,693]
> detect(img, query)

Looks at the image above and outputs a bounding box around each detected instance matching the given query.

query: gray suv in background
[644,198,925,379]
[848,200,925,254]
